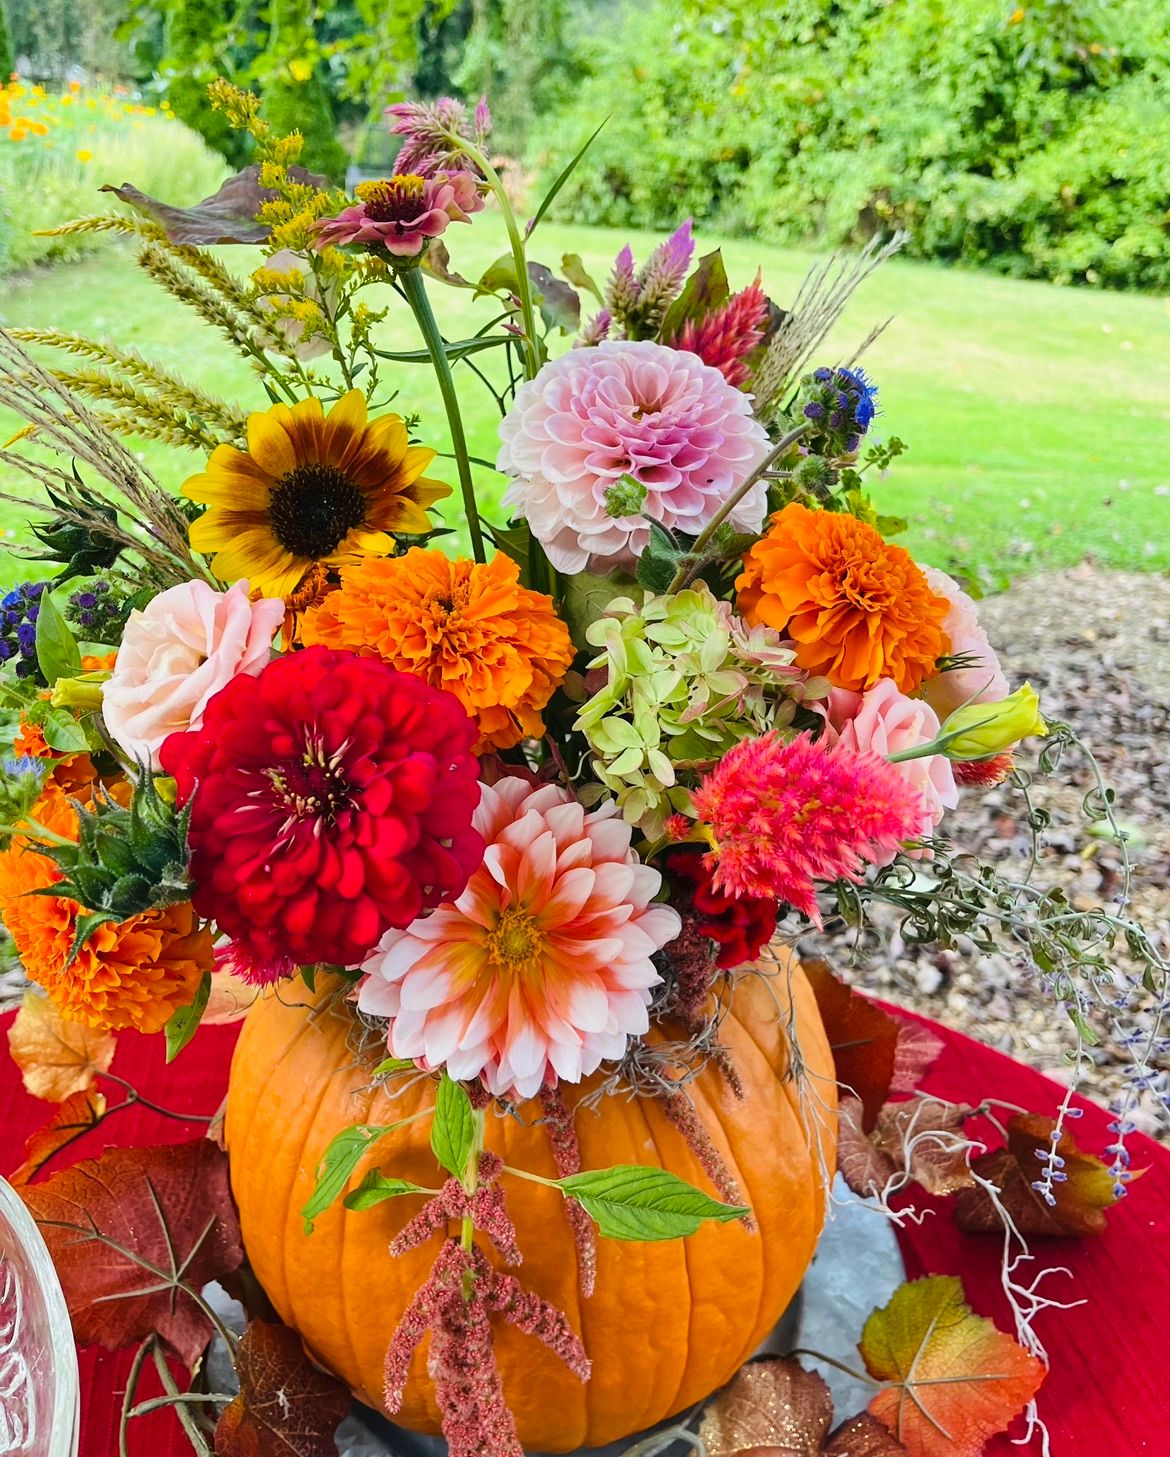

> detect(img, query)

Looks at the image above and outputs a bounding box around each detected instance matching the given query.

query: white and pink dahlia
[357,776,680,1101]
[496,340,770,574]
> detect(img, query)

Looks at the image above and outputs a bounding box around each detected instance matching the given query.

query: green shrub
[536,0,1170,289]
[0,85,229,276]
[160,0,246,166]
[260,0,348,183]
[0,2,14,83]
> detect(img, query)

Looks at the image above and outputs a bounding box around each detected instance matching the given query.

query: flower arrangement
[0,81,1166,1457]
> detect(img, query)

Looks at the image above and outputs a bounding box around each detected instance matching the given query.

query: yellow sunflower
[185,390,450,597]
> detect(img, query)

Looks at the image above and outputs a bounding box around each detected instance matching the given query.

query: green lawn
[2,220,1169,587]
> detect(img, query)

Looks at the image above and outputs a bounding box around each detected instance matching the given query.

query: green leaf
[371,1056,416,1078]
[562,252,604,304]
[38,707,89,754]
[301,1123,399,1234]
[660,249,730,342]
[528,262,581,334]
[343,1169,429,1212]
[558,1165,750,1241]
[635,519,687,593]
[430,1073,475,1178]
[164,969,211,1063]
[300,964,317,993]
[476,252,520,297]
[875,513,909,538]
[373,335,510,364]
[34,592,81,687]
[527,118,608,235]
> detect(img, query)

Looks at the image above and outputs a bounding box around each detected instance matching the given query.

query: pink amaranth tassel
[539,1085,598,1298]
[658,1086,754,1230]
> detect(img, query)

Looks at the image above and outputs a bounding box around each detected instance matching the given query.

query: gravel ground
[2,565,1168,1125]
[805,562,1170,1131]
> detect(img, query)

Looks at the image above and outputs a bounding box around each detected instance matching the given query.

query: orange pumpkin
[225,954,837,1452]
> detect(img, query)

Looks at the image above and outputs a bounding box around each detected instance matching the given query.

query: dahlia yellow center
[486,908,545,975]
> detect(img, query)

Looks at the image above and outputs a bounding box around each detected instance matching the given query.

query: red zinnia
[664,847,778,969]
[691,731,923,925]
[160,646,483,979]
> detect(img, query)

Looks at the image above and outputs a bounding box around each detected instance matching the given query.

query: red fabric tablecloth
[1,1010,1166,1456]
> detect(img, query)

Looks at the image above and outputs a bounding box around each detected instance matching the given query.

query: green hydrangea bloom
[574,583,827,834]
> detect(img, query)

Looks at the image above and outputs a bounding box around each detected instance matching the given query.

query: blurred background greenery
[1,0,1168,583]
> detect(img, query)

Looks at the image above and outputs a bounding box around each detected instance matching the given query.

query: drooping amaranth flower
[692,731,924,922]
[498,340,770,574]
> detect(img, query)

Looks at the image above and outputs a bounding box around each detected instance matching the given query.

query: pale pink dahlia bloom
[496,340,771,573]
[826,680,959,858]
[357,777,680,1101]
[920,566,1009,721]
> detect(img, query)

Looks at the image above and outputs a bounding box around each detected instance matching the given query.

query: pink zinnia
[670,275,771,388]
[497,340,770,573]
[357,778,680,1101]
[314,173,483,258]
[691,731,923,923]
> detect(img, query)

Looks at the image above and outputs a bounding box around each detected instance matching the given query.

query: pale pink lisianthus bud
[920,566,1009,720]
[827,678,958,858]
[103,580,284,769]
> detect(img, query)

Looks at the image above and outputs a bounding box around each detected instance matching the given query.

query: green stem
[453,139,541,380]
[666,421,810,592]
[398,265,487,563]
[460,1108,487,1298]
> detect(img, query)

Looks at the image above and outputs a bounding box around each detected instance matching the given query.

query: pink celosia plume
[670,274,771,387]
[691,730,924,923]
[497,340,770,573]
[358,777,680,1100]
[385,96,489,177]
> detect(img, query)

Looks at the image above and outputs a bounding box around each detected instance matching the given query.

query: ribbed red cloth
[0,1009,1165,1455]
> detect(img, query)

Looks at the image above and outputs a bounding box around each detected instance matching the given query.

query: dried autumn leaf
[889,1019,945,1097]
[21,1139,243,1368]
[7,991,115,1102]
[837,1096,897,1197]
[701,1358,906,1456]
[203,966,260,1025]
[215,1320,351,1457]
[9,1089,108,1187]
[954,1112,1129,1237]
[804,960,899,1130]
[873,1099,977,1197]
[860,1276,1045,1457]
[101,165,332,245]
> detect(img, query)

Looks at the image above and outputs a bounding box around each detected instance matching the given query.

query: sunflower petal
[189,509,272,551]
[322,389,370,470]
[399,444,438,482]
[247,408,299,478]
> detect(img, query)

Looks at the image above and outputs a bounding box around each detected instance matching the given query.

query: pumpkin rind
[225,953,837,1451]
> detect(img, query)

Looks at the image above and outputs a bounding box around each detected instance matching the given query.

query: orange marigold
[736,502,950,694]
[301,548,575,751]
[0,784,211,1033]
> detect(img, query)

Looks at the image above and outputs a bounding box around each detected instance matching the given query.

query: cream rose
[920,566,1009,720]
[827,678,958,859]
[103,579,284,769]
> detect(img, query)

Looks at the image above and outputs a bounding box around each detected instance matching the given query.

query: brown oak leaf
[954,1112,1130,1237]
[860,1276,1045,1457]
[215,1320,351,1457]
[804,959,899,1130]
[700,1359,905,1456]
[21,1139,243,1368]
[9,1089,108,1187]
[7,991,115,1102]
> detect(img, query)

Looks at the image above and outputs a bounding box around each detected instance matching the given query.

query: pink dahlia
[315,173,483,258]
[920,566,1009,720]
[496,340,770,574]
[826,679,958,857]
[358,777,680,1101]
[691,731,924,923]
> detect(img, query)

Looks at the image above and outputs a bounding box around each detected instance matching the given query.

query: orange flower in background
[0,784,211,1033]
[301,548,575,750]
[736,501,950,694]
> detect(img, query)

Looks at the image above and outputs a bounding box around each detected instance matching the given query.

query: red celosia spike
[658,1087,754,1230]
[954,752,1014,787]
[484,1264,592,1381]
[390,1176,469,1256]
[672,274,770,387]
[538,1085,597,1298]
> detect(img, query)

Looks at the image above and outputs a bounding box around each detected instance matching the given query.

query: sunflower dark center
[355,176,428,224]
[268,463,367,559]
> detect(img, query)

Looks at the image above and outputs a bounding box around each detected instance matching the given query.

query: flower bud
[49,672,108,713]
[940,684,1047,760]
